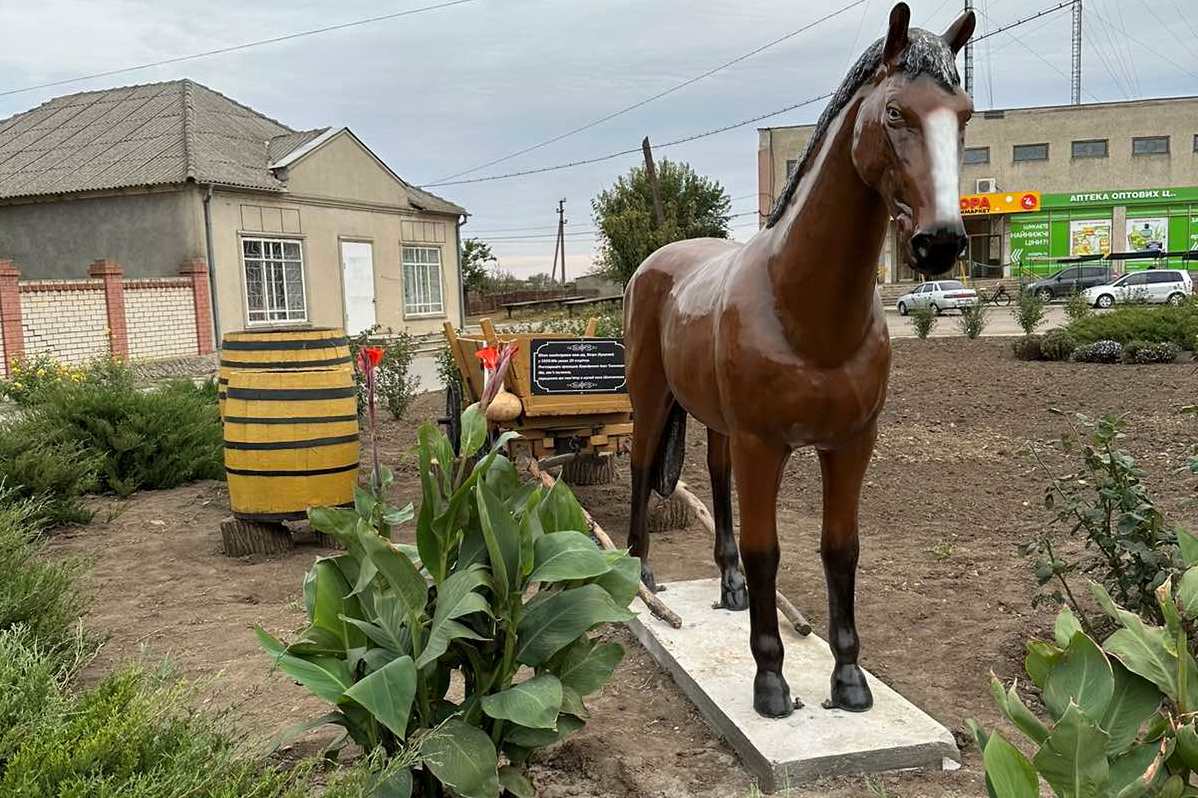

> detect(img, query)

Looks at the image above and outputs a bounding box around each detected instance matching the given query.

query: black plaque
[530,338,627,396]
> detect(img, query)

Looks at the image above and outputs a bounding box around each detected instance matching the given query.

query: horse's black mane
[765,28,960,228]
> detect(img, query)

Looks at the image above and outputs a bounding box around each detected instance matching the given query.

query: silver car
[895,280,979,316]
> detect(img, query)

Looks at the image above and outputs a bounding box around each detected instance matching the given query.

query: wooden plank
[442,322,483,402]
[583,317,598,337]
[523,393,631,416]
[514,412,631,430]
[479,318,529,398]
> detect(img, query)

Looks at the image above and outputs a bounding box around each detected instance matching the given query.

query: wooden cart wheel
[442,380,464,455]
[561,453,617,486]
[647,491,694,533]
[220,517,293,557]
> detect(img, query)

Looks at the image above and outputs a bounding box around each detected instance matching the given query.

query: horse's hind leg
[627,379,675,592]
[731,433,793,718]
[708,428,747,611]
[816,419,877,712]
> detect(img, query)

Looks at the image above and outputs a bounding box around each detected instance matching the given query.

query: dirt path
[51,338,1197,797]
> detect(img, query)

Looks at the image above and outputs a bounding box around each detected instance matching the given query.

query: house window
[242,237,306,323]
[1194,134,1198,152]
[785,159,798,178]
[963,146,990,165]
[1132,136,1169,155]
[1013,143,1049,162]
[402,246,444,316]
[1071,139,1108,159]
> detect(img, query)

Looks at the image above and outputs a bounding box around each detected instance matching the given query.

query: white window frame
[241,235,308,325]
[402,245,446,318]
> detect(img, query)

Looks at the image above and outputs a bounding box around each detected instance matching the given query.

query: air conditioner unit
[975,178,998,194]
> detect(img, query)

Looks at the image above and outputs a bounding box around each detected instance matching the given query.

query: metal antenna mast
[1070,0,1082,104]
[964,0,975,96]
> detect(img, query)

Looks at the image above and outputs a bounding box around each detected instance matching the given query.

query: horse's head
[853,3,975,276]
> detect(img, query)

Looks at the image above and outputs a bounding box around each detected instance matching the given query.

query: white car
[1081,269,1193,309]
[895,280,979,316]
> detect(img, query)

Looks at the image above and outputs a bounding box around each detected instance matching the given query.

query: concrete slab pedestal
[627,578,960,792]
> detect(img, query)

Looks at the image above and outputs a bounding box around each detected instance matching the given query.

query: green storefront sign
[1009,185,1198,274]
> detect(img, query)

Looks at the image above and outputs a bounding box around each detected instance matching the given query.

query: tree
[526,272,554,288]
[591,159,731,285]
[460,237,495,293]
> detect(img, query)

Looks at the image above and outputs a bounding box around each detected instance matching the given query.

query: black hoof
[641,563,664,593]
[823,664,873,712]
[716,568,748,611]
[753,671,794,718]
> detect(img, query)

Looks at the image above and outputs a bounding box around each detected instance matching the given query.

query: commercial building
[0,79,467,366]
[758,95,1198,282]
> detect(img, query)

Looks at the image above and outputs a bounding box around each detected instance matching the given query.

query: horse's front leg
[708,428,747,611]
[816,419,878,712]
[731,433,794,718]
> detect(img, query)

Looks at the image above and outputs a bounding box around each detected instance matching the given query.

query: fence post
[0,260,23,375]
[179,258,215,354]
[88,259,128,360]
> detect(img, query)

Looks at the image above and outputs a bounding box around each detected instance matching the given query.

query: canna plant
[974,527,1198,797]
[257,401,640,798]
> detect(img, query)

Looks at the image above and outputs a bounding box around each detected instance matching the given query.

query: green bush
[0,625,71,767]
[263,403,639,796]
[27,377,224,497]
[1071,340,1123,363]
[0,495,89,652]
[350,326,424,419]
[0,355,132,407]
[910,305,937,339]
[956,304,988,339]
[0,418,100,525]
[1063,290,1092,322]
[1066,301,1198,349]
[1013,289,1047,335]
[1011,335,1043,361]
[1039,329,1077,362]
[1121,340,1181,364]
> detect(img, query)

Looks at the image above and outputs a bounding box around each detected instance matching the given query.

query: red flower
[362,346,384,367]
[480,343,518,408]
[474,346,500,370]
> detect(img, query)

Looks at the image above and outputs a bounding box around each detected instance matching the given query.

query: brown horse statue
[624,2,974,718]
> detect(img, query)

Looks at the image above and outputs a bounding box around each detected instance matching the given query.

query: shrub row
[1011,329,1077,362]
[1065,299,1198,349]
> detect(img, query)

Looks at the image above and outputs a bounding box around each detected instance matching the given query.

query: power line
[1089,5,1198,81]
[467,193,759,235]
[1134,0,1198,65]
[475,210,761,242]
[1083,7,1134,98]
[974,4,1102,102]
[0,0,478,99]
[970,1,1073,44]
[430,0,869,183]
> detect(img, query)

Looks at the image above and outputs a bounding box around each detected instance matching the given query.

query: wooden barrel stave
[224,368,360,522]
[218,327,352,417]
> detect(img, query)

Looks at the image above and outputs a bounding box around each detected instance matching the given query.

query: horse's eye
[886,106,903,123]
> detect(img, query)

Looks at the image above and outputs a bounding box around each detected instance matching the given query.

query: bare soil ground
[50,338,1197,797]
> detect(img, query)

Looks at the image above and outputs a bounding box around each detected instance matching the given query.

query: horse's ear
[942,10,976,55]
[882,3,911,67]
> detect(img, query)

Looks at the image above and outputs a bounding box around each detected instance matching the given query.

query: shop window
[1132,136,1169,155]
[1013,143,1049,162]
[1071,139,1108,159]
[963,147,989,165]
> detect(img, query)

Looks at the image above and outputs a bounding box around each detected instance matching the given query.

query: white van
[1081,269,1193,308]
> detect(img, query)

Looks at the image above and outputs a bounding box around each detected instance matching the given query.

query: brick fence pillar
[88,259,128,360]
[179,258,215,354]
[0,260,23,375]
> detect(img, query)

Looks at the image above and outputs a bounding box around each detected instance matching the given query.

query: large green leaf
[1044,631,1114,722]
[516,584,635,667]
[1108,742,1166,798]
[482,674,563,729]
[481,453,522,503]
[518,491,545,578]
[1177,567,1198,620]
[1026,640,1064,689]
[1032,702,1111,798]
[308,506,359,545]
[459,404,487,457]
[1175,723,1198,770]
[309,557,367,652]
[256,627,351,704]
[359,521,428,620]
[981,732,1039,798]
[593,551,640,607]
[1101,662,1163,756]
[1055,606,1084,648]
[421,718,500,798]
[550,637,625,697]
[502,714,585,748]
[989,677,1049,745]
[1091,582,1198,703]
[1178,527,1198,568]
[537,479,589,535]
[417,565,493,668]
[528,531,612,584]
[288,625,345,657]
[343,656,417,740]
[497,766,534,798]
[476,482,522,604]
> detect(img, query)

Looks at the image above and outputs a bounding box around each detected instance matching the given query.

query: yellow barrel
[219,327,352,417]
[223,368,360,522]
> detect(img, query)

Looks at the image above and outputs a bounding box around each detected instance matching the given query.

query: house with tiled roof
[0,79,467,346]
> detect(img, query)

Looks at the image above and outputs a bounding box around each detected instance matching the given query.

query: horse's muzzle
[909,225,967,276]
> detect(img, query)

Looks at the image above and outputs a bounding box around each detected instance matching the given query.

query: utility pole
[641,137,666,228]
[550,199,567,284]
[963,0,974,97]
[1070,0,1082,104]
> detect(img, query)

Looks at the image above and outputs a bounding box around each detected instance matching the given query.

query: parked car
[1081,269,1193,309]
[895,280,978,316]
[1023,265,1111,301]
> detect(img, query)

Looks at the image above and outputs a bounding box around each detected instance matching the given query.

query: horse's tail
[651,402,687,498]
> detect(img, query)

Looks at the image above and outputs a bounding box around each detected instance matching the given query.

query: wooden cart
[441,319,632,462]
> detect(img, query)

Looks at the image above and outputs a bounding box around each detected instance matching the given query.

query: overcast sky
[2,0,1196,277]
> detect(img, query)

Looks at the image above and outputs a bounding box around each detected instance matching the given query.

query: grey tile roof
[0,79,465,215]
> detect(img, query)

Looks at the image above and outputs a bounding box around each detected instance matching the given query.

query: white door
[340,241,376,334]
